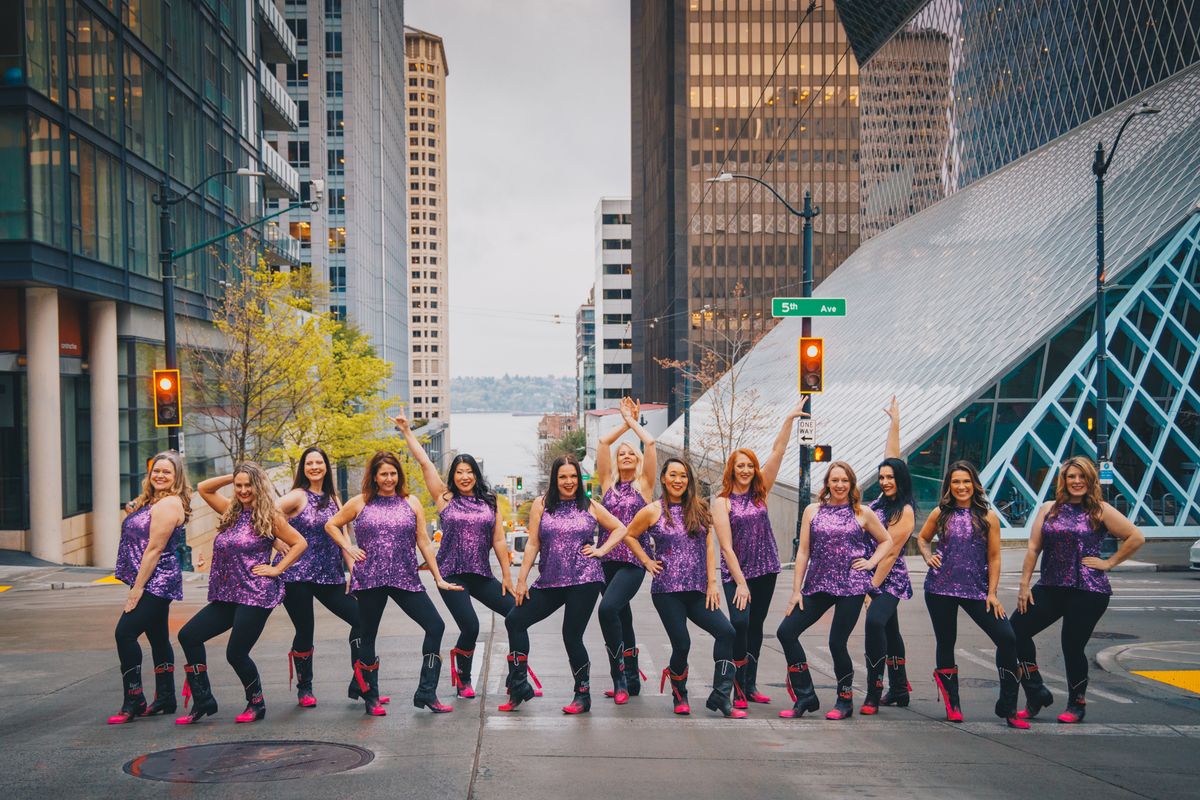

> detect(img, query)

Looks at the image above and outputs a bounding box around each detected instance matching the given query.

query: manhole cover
[124,740,373,784]
[1091,631,1138,640]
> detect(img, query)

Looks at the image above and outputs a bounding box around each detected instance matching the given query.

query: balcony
[261,221,302,267]
[259,61,298,132]
[257,0,297,64]
[260,139,300,199]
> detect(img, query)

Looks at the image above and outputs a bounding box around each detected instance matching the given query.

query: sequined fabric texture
[869,498,913,600]
[1037,502,1112,595]
[648,503,710,594]
[533,502,604,588]
[924,507,989,601]
[114,505,185,601]
[600,480,650,566]
[282,491,344,585]
[802,504,873,597]
[437,495,497,578]
[720,492,781,583]
[350,495,423,593]
[208,509,284,608]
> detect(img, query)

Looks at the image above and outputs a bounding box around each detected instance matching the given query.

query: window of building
[602,314,631,324]
[327,110,344,136]
[328,148,344,174]
[297,100,309,127]
[603,263,632,275]
[603,339,633,350]
[602,289,632,300]
[325,70,343,96]
[287,59,309,87]
[286,18,307,44]
[602,239,632,250]
[287,141,310,168]
[329,265,346,291]
[325,30,342,57]
[325,0,342,19]
[328,226,346,253]
[328,188,345,211]
[603,363,633,374]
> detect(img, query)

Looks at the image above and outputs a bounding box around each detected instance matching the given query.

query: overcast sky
[405,1,631,378]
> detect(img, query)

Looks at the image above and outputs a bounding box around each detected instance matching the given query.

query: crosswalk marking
[958,648,1134,704]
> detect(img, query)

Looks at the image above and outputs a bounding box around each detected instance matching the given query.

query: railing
[261,223,301,265]
[259,139,299,199]
[258,60,298,132]
[257,0,297,64]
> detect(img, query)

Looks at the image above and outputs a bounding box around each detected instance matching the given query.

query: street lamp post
[1091,104,1158,555]
[707,172,819,558]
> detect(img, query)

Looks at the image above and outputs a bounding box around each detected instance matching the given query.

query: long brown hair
[935,460,991,538]
[129,451,193,523]
[218,462,278,538]
[659,457,711,537]
[818,460,862,513]
[362,451,407,503]
[1047,457,1104,530]
[719,448,767,505]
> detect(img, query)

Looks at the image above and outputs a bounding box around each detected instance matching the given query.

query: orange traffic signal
[799,337,824,394]
[152,369,182,428]
[811,444,833,463]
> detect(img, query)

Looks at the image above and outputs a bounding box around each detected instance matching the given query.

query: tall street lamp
[707,171,818,558]
[1091,103,1158,553]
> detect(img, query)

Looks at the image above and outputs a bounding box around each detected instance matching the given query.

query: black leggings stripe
[924,590,1018,671]
[650,590,735,673]
[115,591,174,672]
[504,583,601,671]
[178,601,274,689]
[598,562,645,652]
[1011,584,1109,686]
[776,592,864,680]
[440,572,516,651]
[355,586,446,661]
[281,581,361,653]
[724,572,777,662]
[864,591,905,663]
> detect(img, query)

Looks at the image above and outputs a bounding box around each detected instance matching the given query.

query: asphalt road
[0,566,1197,799]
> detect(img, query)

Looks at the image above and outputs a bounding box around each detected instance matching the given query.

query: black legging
[115,591,174,672]
[776,592,864,680]
[505,583,601,670]
[281,581,361,653]
[924,590,1018,670]
[864,592,905,665]
[440,572,515,651]
[178,601,274,688]
[1011,585,1109,686]
[651,591,735,673]
[598,562,645,652]
[723,573,777,662]
[356,587,445,661]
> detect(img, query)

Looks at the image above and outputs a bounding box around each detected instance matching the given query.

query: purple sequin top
[208,510,284,608]
[600,480,650,566]
[114,505,185,601]
[802,504,873,597]
[282,491,344,585]
[869,497,912,600]
[437,495,496,578]
[720,492,781,583]
[647,503,710,594]
[1038,502,1112,595]
[924,507,989,601]
[350,495,423,593]
[533,501,604,588]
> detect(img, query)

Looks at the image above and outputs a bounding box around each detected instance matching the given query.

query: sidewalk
[1098,641,1200,697]
[0,551,206,593]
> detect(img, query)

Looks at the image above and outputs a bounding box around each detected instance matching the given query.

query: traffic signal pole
[794,191,820,560]
[157,179,180,452]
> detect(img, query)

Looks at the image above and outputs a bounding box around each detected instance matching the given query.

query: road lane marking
[0,585,10,593]
[1130,670,1200,694]
[974,648,1134,705]
[92,575,124,585]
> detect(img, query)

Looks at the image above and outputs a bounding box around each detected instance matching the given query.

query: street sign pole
[794,191,820,560]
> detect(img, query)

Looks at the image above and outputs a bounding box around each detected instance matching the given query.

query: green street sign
[772,297,847,317]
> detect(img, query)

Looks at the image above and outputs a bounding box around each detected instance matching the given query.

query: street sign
[772,297,847,317]
[1099,460,1115,485]
[796,420,815,446]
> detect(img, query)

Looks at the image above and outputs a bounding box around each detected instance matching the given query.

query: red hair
[719,448,767,506]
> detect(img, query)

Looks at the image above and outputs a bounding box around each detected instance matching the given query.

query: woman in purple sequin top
[324,450,463,716]
[594,396,657,704]
[861,397,918,715]
[1011,457,1144,724]
[777,461,891,721]
[917,460,1025,729]
[108,451,191,725]
[595,457,744,719]
[397,412,517,700]
[501,454,627,715]
[712,401,808,708]
[176,463,307,726]
[275,446,362,708]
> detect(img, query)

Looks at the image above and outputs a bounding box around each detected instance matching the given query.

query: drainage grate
[124,741,373,784]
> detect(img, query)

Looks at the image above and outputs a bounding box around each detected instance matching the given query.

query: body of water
[448,412,544,488]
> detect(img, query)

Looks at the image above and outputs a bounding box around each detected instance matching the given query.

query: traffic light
[152,369,182,428]
[811,444,833,463]
[516,476,523,492]
[582,472,593,499]
[799,337,824,394]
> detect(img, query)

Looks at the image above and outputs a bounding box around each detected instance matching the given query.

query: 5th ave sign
[772,297,847,317]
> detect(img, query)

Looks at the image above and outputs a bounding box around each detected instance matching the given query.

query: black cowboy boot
[352,658,386,716]
[174,664,218,725]
[289,647,316,707]
[996,666,1029,729]
[1016,660,1054,719]
[235,675,266,723]
[498,651,537,712]
[1058,679,1088,724]
[825,674,855,720]
[660,665,690,714]
[779,662,820,718]
[348,638,389,705]
[562,663,592,715]
[413,653,453,713]
[607,644,629,704]
[880,656,911,707]
[623,647,646,696]
[706,659,746,718]
[141,662,177,716]
[742,653,770,704]
[933,666,962,722]
[107,665,147,724]
[450,647,476,698]
[860,655,886,715]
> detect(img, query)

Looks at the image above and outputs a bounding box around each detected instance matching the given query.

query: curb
[1096,640,1200,697]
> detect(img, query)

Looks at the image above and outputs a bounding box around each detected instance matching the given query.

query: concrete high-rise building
[404,26,450,422]
[631,1,862,419]
[594,198,633,409]
[576,289,597,418]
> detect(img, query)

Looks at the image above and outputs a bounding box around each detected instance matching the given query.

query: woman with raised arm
[594,456,746,719]
[860,397,918,715]
[500,454,627,715]
[108,451,191,724]
[276,446,372,709]
[713,400,808,710]
[324,451,462,716]
[594,396,657,704]
[1011,457,1144,724]
[395,412,523,700]
[175,463,307,725]
[917,460,1027,729]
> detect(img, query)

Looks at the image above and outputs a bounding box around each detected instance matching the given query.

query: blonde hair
[1048,457,1105,530]
[818,460,862,513]
[610,441,644,487]
[129,451,192,523]
[218,462,279,538]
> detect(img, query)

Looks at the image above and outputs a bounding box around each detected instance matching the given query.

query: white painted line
[969,648,1135,705]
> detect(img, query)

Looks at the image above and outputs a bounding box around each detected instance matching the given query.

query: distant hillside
[451,374,575,413]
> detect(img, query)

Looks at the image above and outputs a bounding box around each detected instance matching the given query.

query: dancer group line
[108,395,1145,728]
